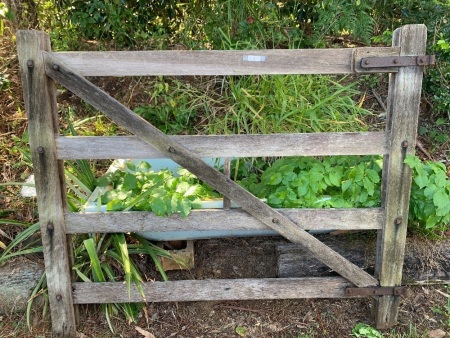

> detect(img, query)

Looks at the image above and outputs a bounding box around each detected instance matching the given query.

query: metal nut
[36,146,44,154]
[56,294,62,301]
[52,64,60,71]
[394,217,402,225]
[27,60,34,68]
[272,218,279,224]
[401,140,408,148]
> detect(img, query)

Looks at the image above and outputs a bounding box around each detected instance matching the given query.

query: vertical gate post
[374,24,427,329]
[16,31,77,337]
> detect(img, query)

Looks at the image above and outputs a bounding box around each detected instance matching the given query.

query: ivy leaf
[433,188,450,216]
[151,198,168,216]
[365,169,380,183]
[123,173,138,190]
[329,171,341,186]
[126,161,136,172]
[414,172,429,189]
[268,173,282,185]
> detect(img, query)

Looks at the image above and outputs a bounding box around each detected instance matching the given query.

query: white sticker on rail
[243,55,266,62]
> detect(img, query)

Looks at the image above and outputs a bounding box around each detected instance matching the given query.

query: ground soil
[1,236,449,338]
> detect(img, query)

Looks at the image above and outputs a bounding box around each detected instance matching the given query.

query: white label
[243,55,266,62]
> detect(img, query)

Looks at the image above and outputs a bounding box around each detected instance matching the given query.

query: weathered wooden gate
[17,24,432,337]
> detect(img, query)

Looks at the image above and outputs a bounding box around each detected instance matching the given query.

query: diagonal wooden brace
[43,51,378,288]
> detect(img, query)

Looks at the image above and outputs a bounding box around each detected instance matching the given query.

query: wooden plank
[56,132,388,159]
[72,277,356,304]
[16,31,76,337]
[65,208,383,234]
[49,47,398,76]
[373,24,427,329]
[44,51,379,288]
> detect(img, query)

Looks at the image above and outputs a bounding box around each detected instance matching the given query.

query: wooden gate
[17,24,431,337]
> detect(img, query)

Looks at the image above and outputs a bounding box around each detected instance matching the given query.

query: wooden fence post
[373,24,427,329]
[16,31,77,337]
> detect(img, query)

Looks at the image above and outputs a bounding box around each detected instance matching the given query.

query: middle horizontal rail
[65,208,383,234]
[57,132,388,160]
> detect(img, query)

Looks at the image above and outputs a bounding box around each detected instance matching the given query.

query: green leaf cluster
[239,156,382,209]
[351,323,384,338]
[96,161,219,217]
[404,155,450,235]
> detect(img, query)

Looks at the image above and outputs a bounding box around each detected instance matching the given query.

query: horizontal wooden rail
[65,208,383,234]
[72,277,357,304]
[56,132,388,160]
[50,47,399,77]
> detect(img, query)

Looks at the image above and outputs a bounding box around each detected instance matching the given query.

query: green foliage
[431,284,450,327]
[95,161,219,217]
[134,77,206,135]
[309,0,374,46]
[213,75,369,135]
[352,323,384,338]
[404,155,450,236]
[239,156,382,209]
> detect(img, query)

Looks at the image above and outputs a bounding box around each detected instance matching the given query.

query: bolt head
[52,64,60,71]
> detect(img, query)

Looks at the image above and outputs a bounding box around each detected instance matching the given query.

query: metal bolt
[401,140,408,148]
[27,60,34,68]
[393,58,399,65]
[56,294,62,301]
[168,147,176,153]
[36,146,44,154]
[394,217,402,225]
[272,218,279,224]
[52,64,60,71]
[47,222,54,230]
[364,59,370,65]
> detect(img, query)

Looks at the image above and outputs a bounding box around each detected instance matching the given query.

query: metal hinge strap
[361,55,435,68]
[345,286,408,297]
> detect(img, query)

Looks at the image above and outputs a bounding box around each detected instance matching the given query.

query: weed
[404,155,450,237]
[351,323,383,338]
[432,285,450,327]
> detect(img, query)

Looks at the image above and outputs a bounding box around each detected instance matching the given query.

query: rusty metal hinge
[345,286,408,297]
[361,55,435,68]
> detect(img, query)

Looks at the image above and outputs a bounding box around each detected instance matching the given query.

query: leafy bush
[239,156,382,209]
[405,155,450,236]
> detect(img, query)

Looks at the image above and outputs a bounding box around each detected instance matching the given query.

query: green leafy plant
[404,155,450,236]
[95,161,219,217]
[432,284,450,327]
[239,156,382,209]
[352,323,384,338]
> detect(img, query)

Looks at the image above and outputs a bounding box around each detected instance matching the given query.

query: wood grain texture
[373,24,427,329]
[72,277,356,304]
[16,31,76,337]
[49,47,398,77]
[65,208,383,234]
[56,132,388,160]
[43,51,378,288]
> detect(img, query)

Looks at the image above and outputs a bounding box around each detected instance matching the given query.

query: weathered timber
[373,24,427,329]
[16,31,76,337]
[277,237,450,285]
[72,277,355,304]
[0,259,44,315]
[43,51,378,288]
[49,47,399,77]
[55,132,388,160]
[64,208,383,234]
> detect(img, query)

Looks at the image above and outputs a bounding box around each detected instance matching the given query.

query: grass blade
[83,238,105,282]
